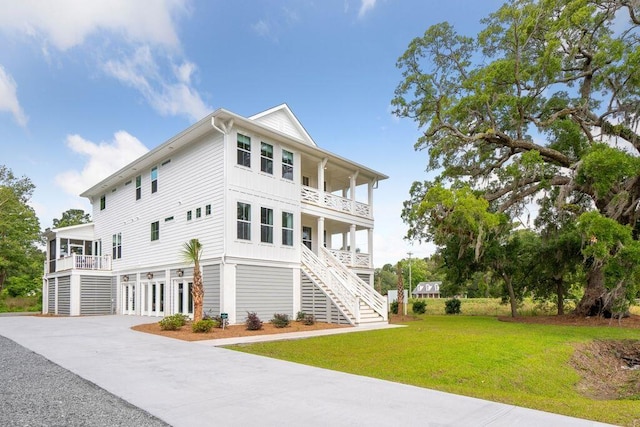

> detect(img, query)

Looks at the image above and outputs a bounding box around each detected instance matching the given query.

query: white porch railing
[54,254,112,272]
[301,186,372,219]
[328,249,371,268]
[301,246,387,325]
[319,247,386,320]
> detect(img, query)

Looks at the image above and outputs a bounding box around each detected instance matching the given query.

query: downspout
[211,117,229,314]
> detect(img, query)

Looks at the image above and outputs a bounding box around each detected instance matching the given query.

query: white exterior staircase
[301,246,387,326]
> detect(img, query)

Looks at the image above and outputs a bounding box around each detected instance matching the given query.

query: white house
[42,104,388,325]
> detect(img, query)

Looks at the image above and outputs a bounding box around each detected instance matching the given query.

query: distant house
[412,282,441,298]
[42,104,388,326]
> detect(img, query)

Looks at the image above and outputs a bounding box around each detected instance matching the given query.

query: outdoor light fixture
[122,275,129,282]
[177,269,184,277]
[147,272,154,280]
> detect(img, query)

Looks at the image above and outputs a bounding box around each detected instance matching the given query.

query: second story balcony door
[302,226,312,250]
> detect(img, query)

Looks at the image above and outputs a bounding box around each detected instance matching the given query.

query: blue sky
[0,0,504,266]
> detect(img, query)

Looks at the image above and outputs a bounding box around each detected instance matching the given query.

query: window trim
[151,166,158,194]
[282,211,294,246]
[195,207,202,219]
[151,221,160,241]
[282,149,294,180]
[260,142,273,174]
[112,232,122,259]
[237,202,251,240]
[237,134,251,168]
[135,175,142,200]
[100,195,106,210]
[260,207,274,244]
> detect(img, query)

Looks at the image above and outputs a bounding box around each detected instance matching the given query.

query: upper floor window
[282,212,294,246]
[237,202,251,240]
[151,221,159,241]
[261,142,273,174]
[196,207,202,219]
[205,204,211,215]
[237,134,251,167]
[302,176,310,187]
[136,175,142,200]
[100,195,106,210]
[151,166,158,193]
[261,207,273,243]
[282,150,294,180]
[112,233,122,259]
[187,210,192,221]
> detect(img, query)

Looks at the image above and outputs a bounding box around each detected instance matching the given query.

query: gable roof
[249,104,316,147]
[413,282,441,295]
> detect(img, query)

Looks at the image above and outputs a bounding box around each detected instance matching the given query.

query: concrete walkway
[0,315,612,427]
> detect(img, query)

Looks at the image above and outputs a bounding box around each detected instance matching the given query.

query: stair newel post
[355,295,361,325]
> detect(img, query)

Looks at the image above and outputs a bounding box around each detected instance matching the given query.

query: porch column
[221,262,237,324]
[368,179,375,219]
[350,171,359,214]
[317,217,325,251]
[368,228,374,267]
[350,224,357,266]
[318,158,328,198]
[342,233,348,251]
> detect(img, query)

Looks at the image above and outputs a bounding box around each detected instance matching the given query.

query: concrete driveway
[0,315,613,427]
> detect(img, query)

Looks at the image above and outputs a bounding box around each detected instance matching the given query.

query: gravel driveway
[0,335,169,427]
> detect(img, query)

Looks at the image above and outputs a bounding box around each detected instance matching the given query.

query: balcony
[328,249,371,268]
[301,186,372,219]
[47,254,112,274]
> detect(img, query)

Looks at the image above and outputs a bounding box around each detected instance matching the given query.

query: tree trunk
[192,268,204,322]
[554,277,564,316]
[503,274,518,317]
[575,265,606,317]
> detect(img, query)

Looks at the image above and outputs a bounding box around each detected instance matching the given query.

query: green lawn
[231,315,640,426]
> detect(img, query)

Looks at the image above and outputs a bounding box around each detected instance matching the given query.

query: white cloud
[252,19,274,40]
[55,131,149,197]
[103,46,211,121]
[0,65,28,127]
[0,0,185,51]
[358,0,377,18]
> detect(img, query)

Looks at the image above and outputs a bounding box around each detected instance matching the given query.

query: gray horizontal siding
[57,276,71,315]
[236,265,293,321]
[203,264,221,316]
[80,276,113,315]
[47,282,55,313]
[301,274,349,324]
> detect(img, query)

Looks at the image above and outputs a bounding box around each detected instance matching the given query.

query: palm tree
[181,238,204,322]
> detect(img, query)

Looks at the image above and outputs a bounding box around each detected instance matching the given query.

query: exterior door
[174,279,193,316]
[141,281,165,317]
[122,283,136,315]
[302,226,312,250]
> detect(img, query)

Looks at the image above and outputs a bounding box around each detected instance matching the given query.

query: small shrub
[245,311,263,330]
[271,313,290,328]
[296,311,306,321]
[301,313,316,325]
[192,319,217,333]
[445,298,462,315]
[412,300,426,314]
[159,313,188,330]
[390,300,398,315]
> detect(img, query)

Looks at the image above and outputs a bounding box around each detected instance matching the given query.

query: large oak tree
[394,0,640,315]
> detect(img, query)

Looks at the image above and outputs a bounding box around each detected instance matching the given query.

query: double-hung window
[100,195,106,210]
[196,207,202,219]
[282,212,294,246]
[151,221,160,241]
[237,202,251,240]
[112,233,122,259]
[260,142,273,174]
[151,166,158,193]
[261,207,273,243]
[237,134,251,167]
[282,149,294,180]
[135,175,142,200]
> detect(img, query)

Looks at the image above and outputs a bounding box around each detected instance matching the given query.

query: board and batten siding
[300,274,349,324]
[202,264,221,315]
[57,276,71,315]
[236,265,293,320]
[92,133,225,272]
[80,276,113,315]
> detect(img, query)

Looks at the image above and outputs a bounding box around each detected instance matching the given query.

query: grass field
[0,295,41,313]
[232,313,640,426]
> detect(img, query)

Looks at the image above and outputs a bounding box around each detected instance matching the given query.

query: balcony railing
[301,186,372,219]
[327,249,371,268]
[49,254,112,273]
